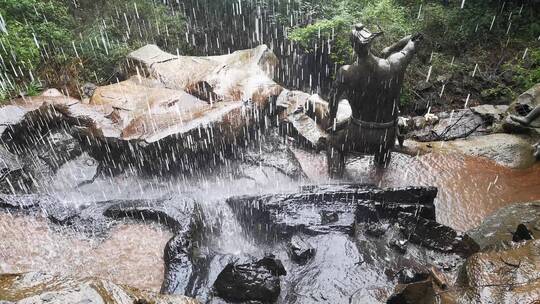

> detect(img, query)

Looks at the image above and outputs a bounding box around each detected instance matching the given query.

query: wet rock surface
[467,201,540,250]
[406,109,486,142]
[228,184,438,236]
[223,184,472,303]
[213,255,287,303]
[288,235,315,264]
[1,46,539,304]
[404,133,537,169]
[0,272,199,304]
[0,45,286,174]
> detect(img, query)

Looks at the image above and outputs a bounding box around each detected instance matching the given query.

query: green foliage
[0,0,73,74]
[289,0,414,65]
[71,0,190,84]
[25,80,43,96]
[0,0,189,98]
[289,16,353,64]
[0,88,8,103]
[481,86,516,103]
[504,48,540,93]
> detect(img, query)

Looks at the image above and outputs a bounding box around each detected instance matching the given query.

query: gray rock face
[471,104,509,124]
[408,109,485,142]
[467,201,540,251]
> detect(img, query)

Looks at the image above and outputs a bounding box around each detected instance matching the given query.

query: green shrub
[505,48,540,93]
[0,0,74,78]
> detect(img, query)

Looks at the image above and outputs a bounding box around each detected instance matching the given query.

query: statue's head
[350,23,382,57]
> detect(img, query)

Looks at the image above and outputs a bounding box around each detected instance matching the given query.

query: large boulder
[213,255,287,303]
[0,272,199,304]
[454,240,540,303]
[127,44,281,103]
[404,133,536,169]
[467,201,540,251]
[0,45,286,173]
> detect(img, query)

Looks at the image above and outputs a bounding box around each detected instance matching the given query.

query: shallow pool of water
[293,149,540,231]
[0,213,171,291]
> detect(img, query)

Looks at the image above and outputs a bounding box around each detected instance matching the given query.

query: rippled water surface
[0,213,171,291]
[2,149,539,292]
[293,149,540,231]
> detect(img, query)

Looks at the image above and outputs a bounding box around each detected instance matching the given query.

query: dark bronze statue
[326,23,423,177]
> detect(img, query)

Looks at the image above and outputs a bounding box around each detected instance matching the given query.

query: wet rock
[471,104,509,124]
[213,255,286,303]
[288,235,315,264]
[162,233,197,295]
[47,206,79,226]
[450,240,540,303]
[0,272,199,304]
[398,213,479,257]
[407,133,537,169]
[396,268,430,285]
[364,222,387,237]
[0,146,30,194]
[320,210,339,225]
[228,185,437,237]
[513,223,534,242]
[103,198,195,231]
[127,44,280,102]
[0,193,55,210]
[390,238,408,254]
[409,109,484,142]
[356,200,436,223]
[467,201,540,250]
[0,45,285,174]
[242,131,306,180]
[386,278,447,304]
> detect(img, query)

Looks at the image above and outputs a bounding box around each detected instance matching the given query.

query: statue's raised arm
[386,33,423,70]
[380,35,412,58]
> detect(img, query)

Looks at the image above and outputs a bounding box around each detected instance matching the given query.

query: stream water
[2,149,539,293]
[0,213,171,291]
[295,149,540,231]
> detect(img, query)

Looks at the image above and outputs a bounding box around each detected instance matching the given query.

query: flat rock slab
[227,184,437,236]
[103,198,196,232]
[404,133,536,169]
